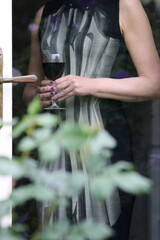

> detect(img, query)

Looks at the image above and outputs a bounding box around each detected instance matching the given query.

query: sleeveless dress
[39,1,134,239]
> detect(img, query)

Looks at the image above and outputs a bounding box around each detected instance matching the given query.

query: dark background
[12,1,48,238]
[13,0,47,74]
[12,0,48,118]
[12,1,160,239]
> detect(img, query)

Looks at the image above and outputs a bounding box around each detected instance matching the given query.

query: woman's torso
[39,0,122,78]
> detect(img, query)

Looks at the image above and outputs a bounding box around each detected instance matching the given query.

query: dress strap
[99,0,122,40]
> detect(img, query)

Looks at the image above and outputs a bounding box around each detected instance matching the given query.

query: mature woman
[23,0,160,239]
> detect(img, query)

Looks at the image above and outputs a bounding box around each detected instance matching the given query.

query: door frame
[0,0,12,228]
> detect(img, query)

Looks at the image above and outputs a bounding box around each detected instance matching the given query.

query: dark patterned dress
[39,1,135,239]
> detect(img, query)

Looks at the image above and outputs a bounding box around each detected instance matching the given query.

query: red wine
[43,62,65,80]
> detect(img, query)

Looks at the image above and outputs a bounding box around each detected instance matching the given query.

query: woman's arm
[23,6,44,105]
[51,0,160,102]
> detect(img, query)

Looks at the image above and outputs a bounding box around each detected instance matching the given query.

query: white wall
[0,0,12,227]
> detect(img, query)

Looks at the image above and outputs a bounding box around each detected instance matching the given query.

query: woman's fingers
[54,81,69,92]
[54,91,73,102]
[37,93,52,107]
[38,91,54,99]
[54,75,76,89]
[42,100,52,107]
[34,79,56,107]
[52,85,74,101]
[40,80,54,86]
[55,76,69,85]
[36,75,89,104]
[53,75,77,98]
[37,86,55,107]
[37,85,55,94]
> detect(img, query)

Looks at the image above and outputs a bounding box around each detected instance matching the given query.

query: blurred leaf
[38,138,60,162]
[90,161,151,199]
[110,161,135,172]
[0,156,40,181]
[12,184,55,206]
[86,151,110,173]
[35,113,59,127]
[81,220,113,240]
[0,229,23,240]
[39,220,113,240]
[33,168,57,185]
[31,170,85,199]
[67,220,113,240]
[27,97,42,115]
[12,117,19,126]
[13,113,59,139]
[46,171,68,196]
[0,157,24,178]
[18,136,37,151]
[102,161,151,195]
[89,130,116,154]
[90,176,116,200]
[17,157,39,180]
[55,122,96,151]
[12,120,31,138]
[114,172,152,195]
[32,128,52,142]
[67,172,87,196]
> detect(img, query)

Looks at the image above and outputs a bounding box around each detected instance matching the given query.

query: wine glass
[42,51,65,110]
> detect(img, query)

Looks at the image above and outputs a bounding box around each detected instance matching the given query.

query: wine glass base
[44,100,65,110]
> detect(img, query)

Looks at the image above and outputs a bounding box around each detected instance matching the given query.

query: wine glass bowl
[42,51,65,110]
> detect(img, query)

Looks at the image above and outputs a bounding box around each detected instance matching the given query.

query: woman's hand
[37,80,55,107]
[51,75,95,101]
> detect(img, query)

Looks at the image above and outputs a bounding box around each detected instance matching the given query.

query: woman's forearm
[50,72,160,103]
[23,83,37,105]
[92,75,160,102]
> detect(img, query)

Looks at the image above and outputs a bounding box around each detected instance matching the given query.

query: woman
[23,0,160,239]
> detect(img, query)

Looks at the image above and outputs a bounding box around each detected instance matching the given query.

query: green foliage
[35,220,113,240]
[0,229,23,240]
[0,99,152,239]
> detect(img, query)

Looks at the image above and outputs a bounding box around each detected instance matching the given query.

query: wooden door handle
[0,74,37,84]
